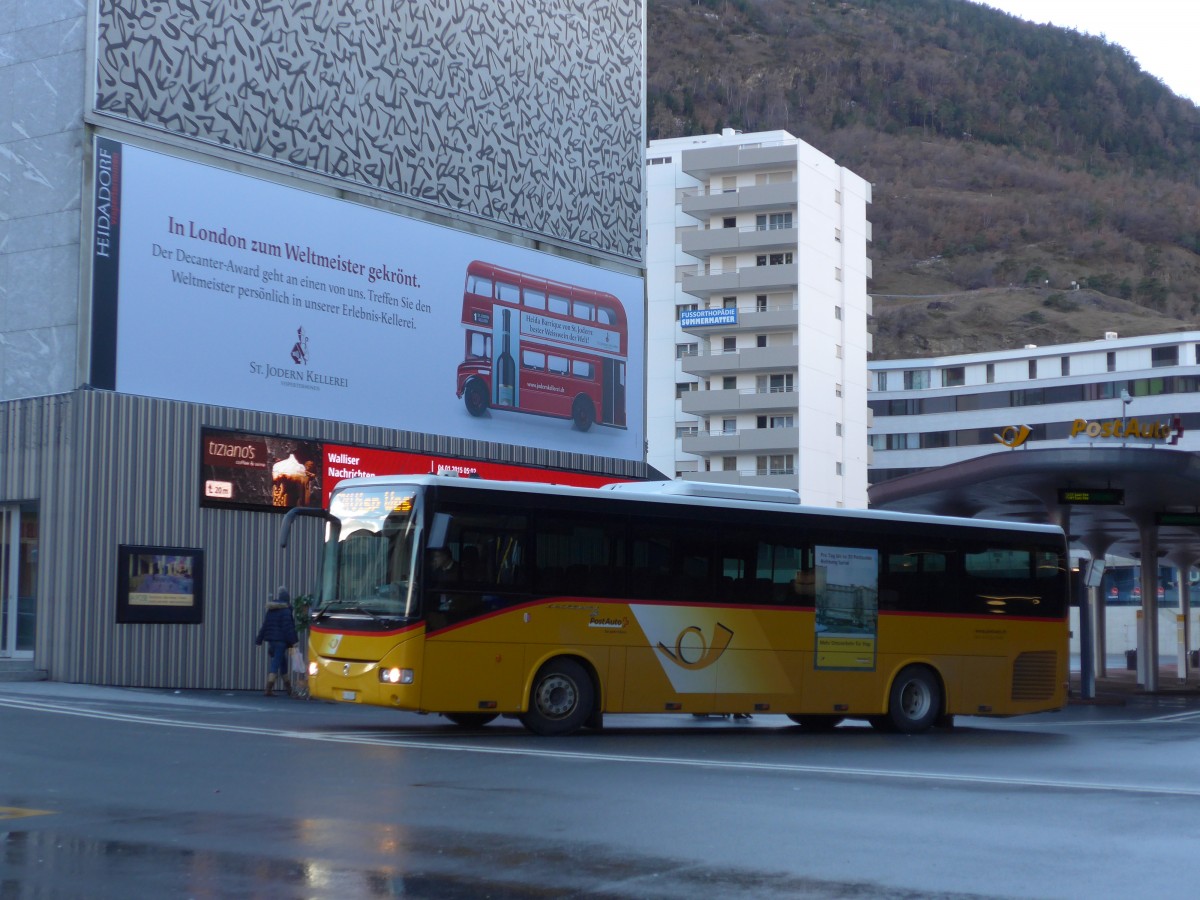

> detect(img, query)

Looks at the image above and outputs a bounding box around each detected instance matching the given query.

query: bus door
[602,359,626,426]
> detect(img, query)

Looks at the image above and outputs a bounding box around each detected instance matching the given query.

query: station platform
[1070,655,1200,703]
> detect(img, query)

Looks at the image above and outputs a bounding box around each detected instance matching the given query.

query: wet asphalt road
[2,682,1199,899]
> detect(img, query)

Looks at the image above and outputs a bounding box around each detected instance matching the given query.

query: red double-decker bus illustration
[455,261,628,431]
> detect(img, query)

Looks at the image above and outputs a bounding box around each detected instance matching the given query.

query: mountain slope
[647,0,1200,357]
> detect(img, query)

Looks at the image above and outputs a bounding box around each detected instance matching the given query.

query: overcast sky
[975,1,1198,102]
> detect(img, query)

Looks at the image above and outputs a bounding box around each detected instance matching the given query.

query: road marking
[0,806,53,820]
[4,695,1200,798]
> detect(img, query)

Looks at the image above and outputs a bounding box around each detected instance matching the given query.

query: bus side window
[466,274,493,297]
[497,281,520,303]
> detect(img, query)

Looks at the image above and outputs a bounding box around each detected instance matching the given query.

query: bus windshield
[320,486,421,619]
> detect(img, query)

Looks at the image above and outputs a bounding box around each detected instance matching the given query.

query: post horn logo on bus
[656,623,734,671]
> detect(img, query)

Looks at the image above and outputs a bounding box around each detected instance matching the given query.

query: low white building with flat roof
[868,330,1200,484]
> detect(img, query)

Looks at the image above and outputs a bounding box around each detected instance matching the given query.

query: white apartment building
[867,330,1200,483]
[645,129,873,507]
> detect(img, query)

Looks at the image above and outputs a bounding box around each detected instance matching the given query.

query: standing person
[255,586,298,696]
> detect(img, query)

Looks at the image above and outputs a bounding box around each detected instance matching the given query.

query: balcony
[681,182,799,220]
[680,142,797,180]
[681,344,798,377]
[681,425,800,455]
[681,388,800,417]
[682,263,798,298]
[680,305,797,337]
[681,226,798,261]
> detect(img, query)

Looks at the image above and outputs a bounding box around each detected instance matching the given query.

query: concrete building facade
[644,129,873,507]
[0,1,648,685]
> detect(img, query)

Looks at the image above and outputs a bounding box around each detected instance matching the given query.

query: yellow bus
[281,476,1069,735]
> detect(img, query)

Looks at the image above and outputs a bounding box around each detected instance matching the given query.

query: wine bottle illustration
[496,308,516,407]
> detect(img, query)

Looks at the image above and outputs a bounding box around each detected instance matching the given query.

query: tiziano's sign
[1070,416,1184,445]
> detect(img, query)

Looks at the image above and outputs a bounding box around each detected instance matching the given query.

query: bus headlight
[379,667,414,685]
[308,660,319,678]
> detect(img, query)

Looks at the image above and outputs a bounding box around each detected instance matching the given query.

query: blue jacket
[256,603,298,646]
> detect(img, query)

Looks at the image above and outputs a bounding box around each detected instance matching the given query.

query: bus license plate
[342,690,357,701]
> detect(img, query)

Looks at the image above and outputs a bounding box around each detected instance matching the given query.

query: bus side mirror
[280,506,333,549]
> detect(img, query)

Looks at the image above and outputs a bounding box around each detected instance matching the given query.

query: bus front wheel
[521,658,594,736]
[443,713,498,728]
[464,379,489,417]
[571,396,595,432]
[886,665,941,734]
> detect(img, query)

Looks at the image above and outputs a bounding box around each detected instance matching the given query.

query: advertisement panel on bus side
[91,138,646,462]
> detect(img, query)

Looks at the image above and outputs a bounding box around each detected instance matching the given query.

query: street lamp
[1120,388,1132,445]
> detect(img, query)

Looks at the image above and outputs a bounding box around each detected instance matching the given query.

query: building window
[722,456,737,471]
[986,363,995,384]
[875,372,888,391]
[834,227,842,242]
[1028,360,1037,379]
[836,462,843,476]
[722,376,737,390]
[757,373,793,393]
[756,295,767,312]
[769,415,794,429]
[1195,344,1200,365]
[755,212,793,231]
[757,253,793,266]
[835,383,843,398]
[757,454,795,475]
[942,366,965,387]
[722,337,737,353]
[836,345,843,359]
[1152,346,1179,368]
[903,370,930,390]
[675,423,698,438]
[835,423,843,437]
[675,382,697,399]
[723,216,736,229]
[835,267,843,281]
[1107,351,1116,373]
[756,335,767,348]
[723,296,737,309]
[675,343,698,359]
[1061,356,1070,376]
[722,418,737,434]
[834,305,843,320]
[721,176,737,193]
[676,303,697,320]
[835,189,842,204]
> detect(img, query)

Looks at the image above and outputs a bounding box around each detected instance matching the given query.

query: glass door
[0,505,37,658]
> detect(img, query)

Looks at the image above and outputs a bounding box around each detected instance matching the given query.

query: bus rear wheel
[521,658,594,736]
[571,396,595,432]
[886,665,941,734]
[443,713,498,728]
[464,379,489,417]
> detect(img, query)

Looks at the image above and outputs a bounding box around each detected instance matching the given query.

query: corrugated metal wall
[0,389,650,689]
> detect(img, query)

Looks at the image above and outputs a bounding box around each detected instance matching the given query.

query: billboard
[91,139,645,461]
[199,428,626,513]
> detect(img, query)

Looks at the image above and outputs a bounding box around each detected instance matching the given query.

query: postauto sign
[1069,416,1183,445]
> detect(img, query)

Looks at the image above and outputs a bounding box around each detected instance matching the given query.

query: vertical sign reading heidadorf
[91,136,123,389]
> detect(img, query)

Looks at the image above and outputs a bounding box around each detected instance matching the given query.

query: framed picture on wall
[116,545,205,624]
